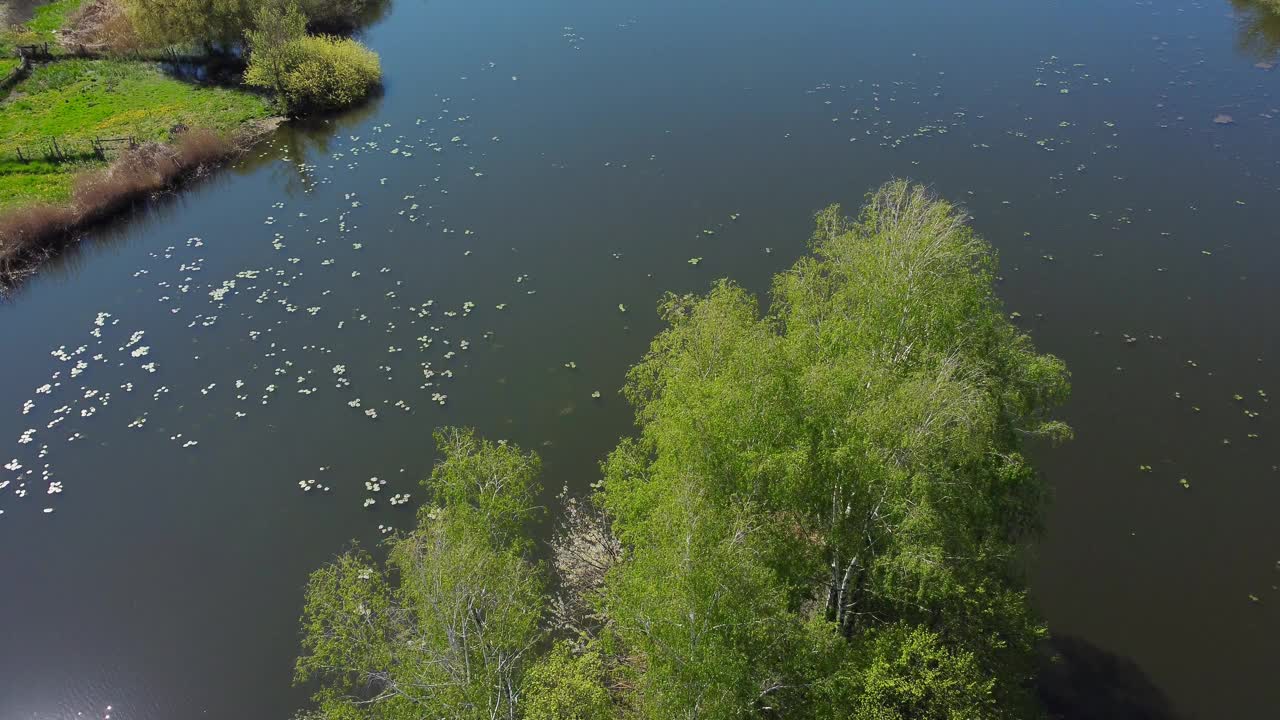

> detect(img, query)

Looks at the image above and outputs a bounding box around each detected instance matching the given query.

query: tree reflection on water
[1038,635,1183,720]
[1229,0,1280,61]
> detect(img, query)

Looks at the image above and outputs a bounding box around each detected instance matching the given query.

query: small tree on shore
[245,31,380,111]
[244,2,306,99]
[123,0,252,51]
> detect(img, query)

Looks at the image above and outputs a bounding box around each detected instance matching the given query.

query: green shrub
[523,641,614,720]
[121,0,388,50]
[245,34,379,110]
[848,624,999,719]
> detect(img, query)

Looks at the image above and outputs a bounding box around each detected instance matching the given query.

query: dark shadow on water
[1038,635,1183,720]
[1228,0,1280,61]
[158,54,255,89]
[264,90,384,194]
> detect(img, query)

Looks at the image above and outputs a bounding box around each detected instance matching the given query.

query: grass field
[3,60,272,147]
[0,27,17,78]
[0,157,81,210]
[25,0,86,40]
[1,1,275,212]
[2,0,83,52]
[0,59,272,211]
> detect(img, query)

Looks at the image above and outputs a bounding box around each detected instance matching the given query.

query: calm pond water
[2,0,1278,718]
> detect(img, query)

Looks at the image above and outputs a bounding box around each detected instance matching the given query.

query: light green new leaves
[295,427,545,720]
[600,181,1070,718]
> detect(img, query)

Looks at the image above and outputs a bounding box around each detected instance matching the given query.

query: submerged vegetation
[294,182,1072,719]
[0,0,383,285]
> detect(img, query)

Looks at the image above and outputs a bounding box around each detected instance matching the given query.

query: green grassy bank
[1,0,383,285]
[0,59,271,211]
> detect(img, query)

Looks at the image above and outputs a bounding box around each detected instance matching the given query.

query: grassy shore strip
[0,0,385,289]
[0,59,272,211]
[0,121,280,284]
[0,0,281,288]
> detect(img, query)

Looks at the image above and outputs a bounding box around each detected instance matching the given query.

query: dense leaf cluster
[122,0,386,48]
[295,181,1071,719]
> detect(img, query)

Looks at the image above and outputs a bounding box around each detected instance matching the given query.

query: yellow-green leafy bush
[246,34,379,110]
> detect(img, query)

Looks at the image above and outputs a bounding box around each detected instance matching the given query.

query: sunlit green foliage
[121,0,386,50]
[599,180,1069,717]
[522,641,614,720]
[602,480,797,717]
[245,33,380,110]
[295,182,1070,719]
[122,0,253,49]
[808,622,999,720]
[295,428,545,720]
[243,2,307,98]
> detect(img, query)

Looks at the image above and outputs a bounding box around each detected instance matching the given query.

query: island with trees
[291,181,1073,719]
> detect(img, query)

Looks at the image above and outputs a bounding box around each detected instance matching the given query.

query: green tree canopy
[243,2,307,98]
[295,182,1070,720]
[598,180,1068,717]
[522,640,614,720]
[122,0,387,50]
[245,33,381,111]
[295,428,546,720]
[123,0,253,49]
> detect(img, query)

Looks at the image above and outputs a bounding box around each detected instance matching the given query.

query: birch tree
[295,428,546,720]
